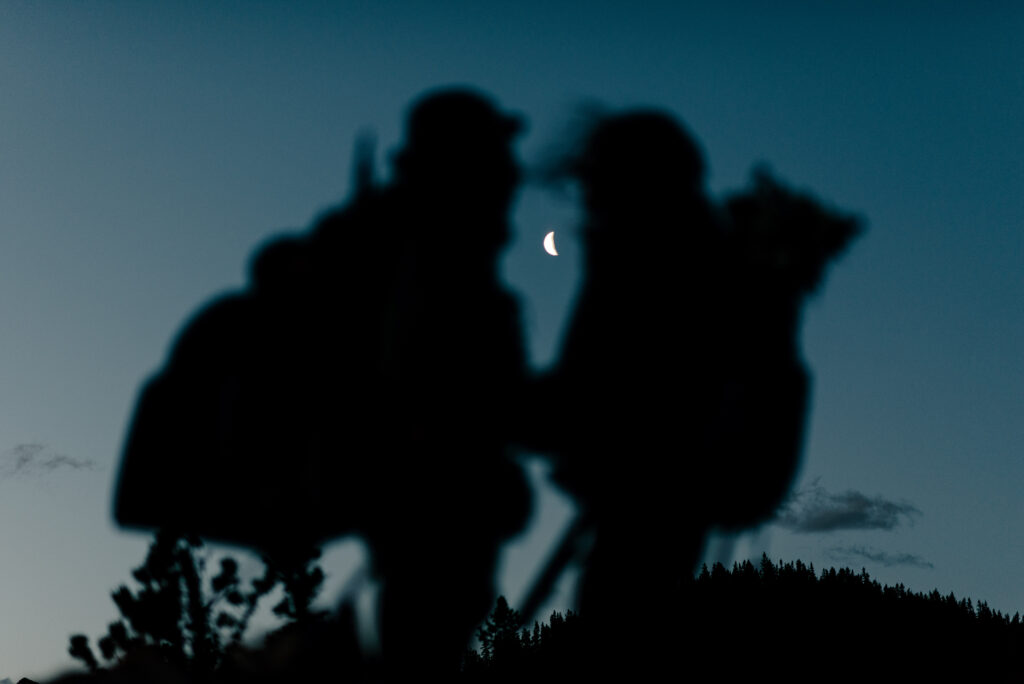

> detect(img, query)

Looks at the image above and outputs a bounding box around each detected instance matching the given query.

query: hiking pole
[515,511,594,629]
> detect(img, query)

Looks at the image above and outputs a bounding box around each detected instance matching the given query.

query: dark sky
[1,2,1022,678]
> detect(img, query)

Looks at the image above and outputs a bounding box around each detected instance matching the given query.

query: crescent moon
[543,231,558,256]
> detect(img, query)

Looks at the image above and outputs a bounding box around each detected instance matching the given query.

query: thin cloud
[39,453,96,471]
[775,484,920,533]
[830,545,934,570]
[2,443,96,478]
[10,443,46,474]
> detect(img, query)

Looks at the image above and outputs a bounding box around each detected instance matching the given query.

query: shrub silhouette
[68,532,324,679]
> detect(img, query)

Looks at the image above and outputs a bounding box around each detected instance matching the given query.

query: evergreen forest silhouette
[463,556,1024,679]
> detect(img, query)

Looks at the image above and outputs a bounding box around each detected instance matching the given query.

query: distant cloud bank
[829,545,934,569]
[775,484,920,533]
[2,443,96,478]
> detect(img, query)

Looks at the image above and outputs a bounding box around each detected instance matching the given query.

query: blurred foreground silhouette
[520,110,860,674]
[107,91,860,681]
[114,87,530,680]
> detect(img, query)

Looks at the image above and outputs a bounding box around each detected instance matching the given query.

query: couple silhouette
[114,86,859,677]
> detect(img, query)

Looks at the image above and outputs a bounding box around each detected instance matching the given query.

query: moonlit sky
[2,2,1022,678]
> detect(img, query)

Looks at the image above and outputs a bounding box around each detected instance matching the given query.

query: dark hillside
[464,555,1023,680]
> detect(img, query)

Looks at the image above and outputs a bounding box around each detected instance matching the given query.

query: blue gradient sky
[1,2,1022,678]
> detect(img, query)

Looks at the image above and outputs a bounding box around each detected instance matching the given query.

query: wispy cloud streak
[775,484,920,533]
[2,443,96,478]
[830,545,934,569]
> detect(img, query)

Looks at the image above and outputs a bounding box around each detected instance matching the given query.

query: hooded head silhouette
[570,110,705,219]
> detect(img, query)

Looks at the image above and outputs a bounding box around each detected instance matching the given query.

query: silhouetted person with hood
[536,112,725,640]
[524,110,859,675]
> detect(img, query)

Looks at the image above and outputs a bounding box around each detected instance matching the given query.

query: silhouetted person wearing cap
[115,87,531,679]
[350,88,531,679]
